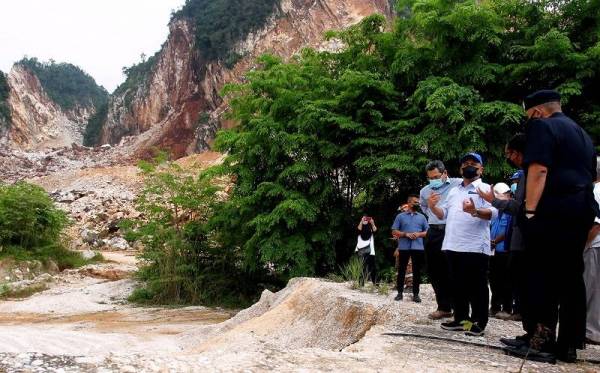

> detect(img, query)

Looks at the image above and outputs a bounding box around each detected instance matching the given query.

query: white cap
[493,182,511,197]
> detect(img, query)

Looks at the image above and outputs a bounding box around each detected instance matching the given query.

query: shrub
[0,182,68,249]
[127,155,268,307]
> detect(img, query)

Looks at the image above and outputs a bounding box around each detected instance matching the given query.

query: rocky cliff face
[101,0,393,158]
[2,65,95,150]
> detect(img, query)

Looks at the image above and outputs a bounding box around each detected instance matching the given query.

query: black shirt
[523,112,597,214]
[359,223,373,241]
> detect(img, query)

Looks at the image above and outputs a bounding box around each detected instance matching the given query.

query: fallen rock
[79,250,97,260]
[106,237,130,251]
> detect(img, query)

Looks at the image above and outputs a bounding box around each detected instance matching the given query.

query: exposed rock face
[2,65,95,150]
[102,0,393,158]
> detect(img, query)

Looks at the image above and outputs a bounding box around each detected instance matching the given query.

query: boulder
[81,228,99,244]
[106,237,130,251]
[80,250,97,260]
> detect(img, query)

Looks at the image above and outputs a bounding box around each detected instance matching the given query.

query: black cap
[523,90,561,110]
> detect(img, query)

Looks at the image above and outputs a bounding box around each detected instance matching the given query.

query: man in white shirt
[428,152,497,337]
[584,157,600,345]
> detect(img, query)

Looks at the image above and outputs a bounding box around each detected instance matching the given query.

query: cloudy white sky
[0,0,187,92]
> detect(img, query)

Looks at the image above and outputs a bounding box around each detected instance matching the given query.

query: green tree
[126,155,263,306]
[0,71,10,124]
[212,0,600,280]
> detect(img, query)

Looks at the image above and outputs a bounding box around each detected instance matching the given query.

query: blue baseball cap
[510,170,524,180]
[459,152,483,165]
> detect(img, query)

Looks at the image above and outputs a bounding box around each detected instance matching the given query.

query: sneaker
[428,310,453,320]
[413,294,421,303]
[495,311,512,320]
[441,320,468,331]
[394,293,403,301]
[556,347,577,363]
[503,345,556,364]
[489,308,500,317]
[464,323,485,337]
[586,337,600,346]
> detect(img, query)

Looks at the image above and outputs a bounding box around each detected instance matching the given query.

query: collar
[461,178,482,189]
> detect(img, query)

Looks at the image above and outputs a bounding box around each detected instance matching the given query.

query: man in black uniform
[505,90,599,363]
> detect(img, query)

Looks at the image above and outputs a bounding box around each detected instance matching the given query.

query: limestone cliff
[2,64,101,150]
[101,0,394,158]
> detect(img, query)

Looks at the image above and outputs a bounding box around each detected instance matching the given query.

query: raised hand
[428,192,441,208]
[477,185,494,203]
[462,197,476,215]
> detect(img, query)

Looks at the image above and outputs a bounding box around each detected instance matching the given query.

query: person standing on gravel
[392,194,429,303]
[506,90,598,363]
[428,153,497,337]
[419,160,462,320]
[356,215,378,285]
[584,158,600,346]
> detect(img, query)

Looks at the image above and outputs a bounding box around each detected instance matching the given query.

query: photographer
[356,215,377,285]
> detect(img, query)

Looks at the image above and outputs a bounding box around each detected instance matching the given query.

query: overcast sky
[0,0,187,92]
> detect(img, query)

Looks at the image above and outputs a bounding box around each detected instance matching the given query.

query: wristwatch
[471,209,479,217]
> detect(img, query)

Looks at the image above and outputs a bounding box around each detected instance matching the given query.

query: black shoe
[441,320,467,331]
[413,294,421,303]
[555,347,577,363]
[500,333,530,348]
[503,345,556,364]
[465,323,485,337]
[394,293,403,301]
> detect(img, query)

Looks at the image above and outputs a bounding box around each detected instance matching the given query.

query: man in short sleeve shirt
[419,161,462,319]
[428,153,498,337]
[507,90,598,363]
[391,195,429,303]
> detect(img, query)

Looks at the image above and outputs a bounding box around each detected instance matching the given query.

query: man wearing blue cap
[505,90,599,363]
[428,152,497,336]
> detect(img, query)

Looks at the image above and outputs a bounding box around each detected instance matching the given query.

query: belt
[429,224,446,229]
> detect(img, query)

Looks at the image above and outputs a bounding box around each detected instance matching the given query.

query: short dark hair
[407,194,420,201]
[425,160,446,174]
[506,133,526,153]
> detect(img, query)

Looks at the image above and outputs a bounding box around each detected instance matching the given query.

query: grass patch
[0,283,48,299]
[0,245,103,271]
[340,256,368,289]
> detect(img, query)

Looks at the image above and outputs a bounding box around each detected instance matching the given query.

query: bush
[127,155,269,307]
[0,182,68,249]
[0,71,10,123]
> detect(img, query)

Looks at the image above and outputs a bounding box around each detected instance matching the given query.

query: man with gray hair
[419,160,462,319]
[584,156,600,345]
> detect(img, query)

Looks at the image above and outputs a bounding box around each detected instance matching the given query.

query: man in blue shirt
[392,194,429,302]
[420,160,462,319]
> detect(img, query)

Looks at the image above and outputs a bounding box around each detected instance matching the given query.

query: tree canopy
[211,0,600,280]
[17,58,108,112]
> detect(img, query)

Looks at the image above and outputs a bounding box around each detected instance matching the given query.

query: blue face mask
[510,183,517,194]
[429,179,444,189]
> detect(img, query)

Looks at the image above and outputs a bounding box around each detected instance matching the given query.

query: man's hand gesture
[477,185,494,204]
[428,192,441,208]
[463,197,477,215]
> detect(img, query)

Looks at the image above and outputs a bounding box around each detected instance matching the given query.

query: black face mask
[462,166,479,180]
[506,157,517,169]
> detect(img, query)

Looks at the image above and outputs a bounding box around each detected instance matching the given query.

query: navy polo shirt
[523,112,597,213]
[391,211,429,250]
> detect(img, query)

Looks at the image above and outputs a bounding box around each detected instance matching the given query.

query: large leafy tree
[211,0,599,280]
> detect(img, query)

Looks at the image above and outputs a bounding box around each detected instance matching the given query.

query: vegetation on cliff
[0,71,10,124]
[129,0,600,305]
[83,101,109,146]
[173,0,280,62]
[17,58,108,112]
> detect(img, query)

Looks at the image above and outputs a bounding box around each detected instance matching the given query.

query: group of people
[355,90,600,364]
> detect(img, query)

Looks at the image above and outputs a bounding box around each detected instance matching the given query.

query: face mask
[510,183,517,194]
[462,166,479,180]
[429,179,444,188]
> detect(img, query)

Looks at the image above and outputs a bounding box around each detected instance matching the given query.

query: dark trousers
[508,250,525,316]
[446,250,490,329]
[397,250,424,295]
[521,211,593,350]
[359,253,377,285]
[489,252,512,313]
[424,227,453,312]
